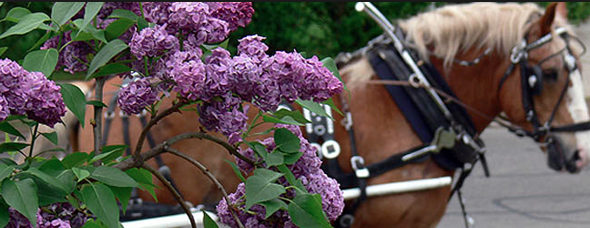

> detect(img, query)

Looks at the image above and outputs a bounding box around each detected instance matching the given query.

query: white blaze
[566,69,590,155]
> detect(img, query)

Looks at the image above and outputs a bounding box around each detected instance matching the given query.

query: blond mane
[341,2,576,89]
[399,2,547,67]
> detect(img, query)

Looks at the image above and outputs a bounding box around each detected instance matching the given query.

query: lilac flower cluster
[207,2,255,32]
[8,202,88,228]
[41,31,93,75]
[217,124,345,226]
[117,77,159,115]
[129,24,179,60]
[0,59,66,127]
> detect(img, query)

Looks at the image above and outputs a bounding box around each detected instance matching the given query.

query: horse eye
[542,69,559,81]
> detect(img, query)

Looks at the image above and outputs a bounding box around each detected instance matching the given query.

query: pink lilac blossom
[237,35,269,63]
[129,24,179,60]
[218,125,344,227]
[117,77,158,115]
[22,72,67,128]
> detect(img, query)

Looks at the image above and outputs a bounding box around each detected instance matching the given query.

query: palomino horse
[70,2,589,228]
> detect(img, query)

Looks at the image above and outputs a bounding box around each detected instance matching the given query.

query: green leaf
[86,39,128,79]
[283,151,303,165]
[296,99,332,120]
[0,201,9,228]
[0,163,14,182]
[93,63,131,78]
[0,121,25,139]
[322,98,343,116]
[80,219,104,228]
[104,18,135,41]
[2,179,38,225]
[245,168,285,210]
[288,193,332,228]
[90,166,139,188]
[224,159,246,182]
[277,164,306,193]
[72,19,107,43]
[321,57,347,91]
[262,115,305,126]
[108,9,138,21]
[26,30,55,52]
[0,47,7,57]
[0,142,29,154]
[109,186,132,214]
[273,109,311,124]
[75,2,104,38]
[59,83,87,128]
[87,100,108,108]
[22,48,59,77]
[72,167,90,182]
[88,144,127,164]
[265,151,284,167]
[136,17,149,31]
[21,167,71,205]
[62,152,89,168]
[81,183,120,228]
[0,12,50,39]
[41,132,59,145]
[125,168,157,201]
[51,2,85,26]
[1,7,31,23]
[203,210,219,228]
[274,128,301,153]
[260,199,288,219]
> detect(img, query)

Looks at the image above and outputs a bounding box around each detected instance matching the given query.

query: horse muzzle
[546,137,589,173]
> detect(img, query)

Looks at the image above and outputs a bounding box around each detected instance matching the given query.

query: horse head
[497,2,590,173]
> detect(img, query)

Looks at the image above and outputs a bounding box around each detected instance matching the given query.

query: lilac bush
[0,2,346,228]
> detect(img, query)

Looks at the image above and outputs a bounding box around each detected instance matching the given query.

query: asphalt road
[437,127,590,228]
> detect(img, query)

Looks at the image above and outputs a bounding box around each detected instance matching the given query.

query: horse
[69,2,590,228]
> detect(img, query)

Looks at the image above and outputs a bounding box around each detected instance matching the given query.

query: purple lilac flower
[197,93,247,137]
[117,77,158,115]
[0,96,9,122]
[168,2,210,32]
[203,48,232,101]
[228,54,263,102]
[299,56,344,102]
[41,32,93,75]
[22,72,67,128]
[165,50,207,101]
[207,2,255,32]
[8,202,89,228]
[261,51,308,103]
[0,58,28,115]
[237,35,269,63]
[143,2,173,25]
[130,24,179,60]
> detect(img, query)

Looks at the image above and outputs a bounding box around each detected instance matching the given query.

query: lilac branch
[142,163,196,228]
[166,147,245,228]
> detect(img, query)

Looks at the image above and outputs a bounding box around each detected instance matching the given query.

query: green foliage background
[1,2,589,61]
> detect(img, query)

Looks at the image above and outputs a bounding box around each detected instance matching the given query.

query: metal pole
[342,176,452,200]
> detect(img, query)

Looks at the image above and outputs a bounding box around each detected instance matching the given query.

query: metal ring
[409,74,421,88]
[311,143,322,159]
[321,140,341,159]
[314,125,326,136]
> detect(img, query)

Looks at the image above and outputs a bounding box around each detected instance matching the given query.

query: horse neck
[430,50,510,133]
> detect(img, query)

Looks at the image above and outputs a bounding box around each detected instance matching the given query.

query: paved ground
[437,127,590,228]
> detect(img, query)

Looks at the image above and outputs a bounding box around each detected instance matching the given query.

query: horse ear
[539,3,558,35]
[555,2,567,20]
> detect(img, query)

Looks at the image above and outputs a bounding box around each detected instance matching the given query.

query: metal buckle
[341,111,353,131]
[321,140,341,159]
[350,156,370,178]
